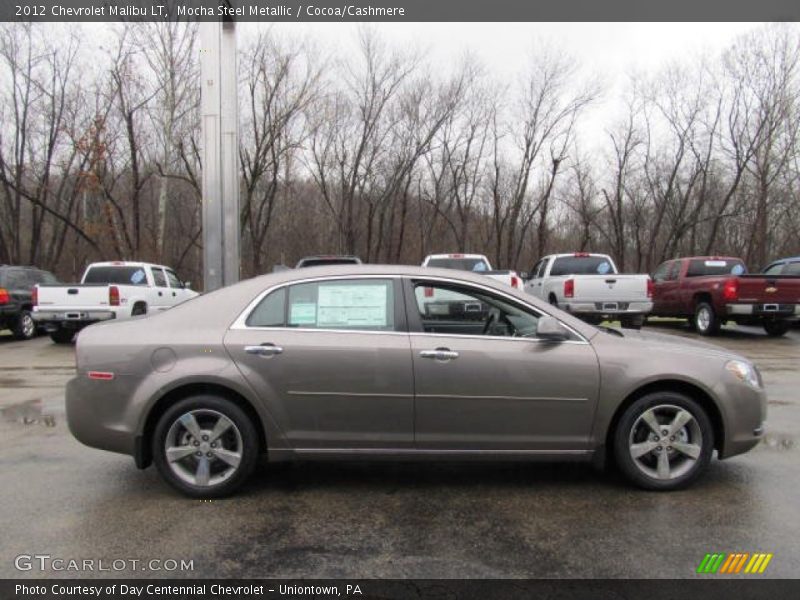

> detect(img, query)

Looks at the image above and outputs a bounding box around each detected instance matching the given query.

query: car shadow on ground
[643,319,768,340]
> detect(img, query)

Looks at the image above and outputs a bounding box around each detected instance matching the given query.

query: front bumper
[715,376,768,459]
[565,301,653,316]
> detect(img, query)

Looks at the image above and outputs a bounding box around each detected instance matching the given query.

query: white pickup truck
[421,254,524,289]
[33,261,198,343]
[524,253,653,328]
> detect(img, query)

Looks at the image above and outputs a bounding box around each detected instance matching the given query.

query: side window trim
[238,276,407,333]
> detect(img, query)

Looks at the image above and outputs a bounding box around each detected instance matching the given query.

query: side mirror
[184,281,191,289]
[537,315,570,341]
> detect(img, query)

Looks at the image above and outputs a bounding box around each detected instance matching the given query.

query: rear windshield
[686,259,746,277]
[550,256,614,276]
[426,257,490,272]
[83,266,148,285]
[297,258,360,268]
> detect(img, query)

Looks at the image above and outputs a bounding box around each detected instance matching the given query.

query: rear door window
[287,279,396,331]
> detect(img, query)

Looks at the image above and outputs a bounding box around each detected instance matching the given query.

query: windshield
[686,259,746,277]
[426,257,490,272]
[83,266,148,285]
[550,256,614,276]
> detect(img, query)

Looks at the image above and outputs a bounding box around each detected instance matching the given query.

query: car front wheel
[153,395,260,498]
[613,392,714,491]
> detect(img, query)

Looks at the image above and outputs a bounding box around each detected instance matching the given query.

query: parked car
[0,265,59,340]
[66,264,766,497]
[524,253,653,328]
[421,253,523,289]
[295,255,362,268]
[33,261,198,344]
[762,255,800,277]
[650,256,800,336]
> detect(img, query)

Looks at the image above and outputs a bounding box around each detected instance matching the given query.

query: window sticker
[472,262,487,272]
[597,261,611,274]
[290,302,317,325]
[731,264,745,275]
[317,284,388,328]
[130,269,146,284]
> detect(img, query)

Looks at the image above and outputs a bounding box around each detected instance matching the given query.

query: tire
[693,302,720,336]
[613,392,714,491]
[548,294,559,307]
[763,320,790,337]
[50,329,75,344]
[12,310,37,341]
[153,395,260,498]
[620,315,644,330]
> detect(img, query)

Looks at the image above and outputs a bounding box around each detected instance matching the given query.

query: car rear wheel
[763,320,790,337]
[50,329,75,344]
[613,392,714,491]
[12,310,37,340]
[693,302,720,336]
[153,395,259,498]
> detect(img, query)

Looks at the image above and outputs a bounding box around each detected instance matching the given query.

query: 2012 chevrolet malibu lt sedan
[66,265,767,497]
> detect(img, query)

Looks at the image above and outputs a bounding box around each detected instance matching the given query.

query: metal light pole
[200,13,240,292]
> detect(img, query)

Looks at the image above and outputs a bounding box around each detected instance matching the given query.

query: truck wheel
[693,302,720,336]
[153,395,260,498]
[763,320,790,337]
[50,329,75,344]
[12,310,37,341]
[621,316,644,330]
[613,392,713,491]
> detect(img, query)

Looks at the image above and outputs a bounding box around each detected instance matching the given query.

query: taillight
[109,285,120,306]
[511,275,520,289]
[722,278,738,302]
[424,286,434,298]
[564,279,575,298]
[0,288,9,305]
[647,278,654,298]
[32,286,38,306]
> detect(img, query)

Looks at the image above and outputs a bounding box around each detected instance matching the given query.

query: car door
[225,276,414,450]
[405,278,600,452]
[163,268,190,306]
[525,258,546,299]
[150,267,171,311]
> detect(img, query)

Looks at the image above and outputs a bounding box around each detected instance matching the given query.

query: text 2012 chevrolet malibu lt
[66,265,766,497]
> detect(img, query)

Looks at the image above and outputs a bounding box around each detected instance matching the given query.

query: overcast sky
[244,22,761,148]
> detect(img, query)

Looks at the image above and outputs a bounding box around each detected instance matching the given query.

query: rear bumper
[725,304,798,318]
[65,375,136,457]
[564,301,653,316]
[33,309,116,330]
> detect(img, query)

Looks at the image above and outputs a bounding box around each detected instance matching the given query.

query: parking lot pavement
[1,323,798,579]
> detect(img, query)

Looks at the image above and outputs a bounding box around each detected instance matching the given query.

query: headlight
[726,360,762,388]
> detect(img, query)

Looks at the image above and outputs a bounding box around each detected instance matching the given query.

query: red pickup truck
[650,256,800,336]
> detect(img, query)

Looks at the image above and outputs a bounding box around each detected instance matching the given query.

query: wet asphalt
[0,321,798,579]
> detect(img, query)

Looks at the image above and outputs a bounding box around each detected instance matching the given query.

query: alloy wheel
[696,307,711,332]
[164,409,243,487]
[21,313,36,338]
[628,404,703,481]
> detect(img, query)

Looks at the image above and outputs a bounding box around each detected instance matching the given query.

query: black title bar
[2,0,800,22]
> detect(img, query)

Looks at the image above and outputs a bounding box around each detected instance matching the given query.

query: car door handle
[245,344,284,357]
[420,348,459,361]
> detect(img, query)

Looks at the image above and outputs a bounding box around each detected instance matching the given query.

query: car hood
[607,328,747,362]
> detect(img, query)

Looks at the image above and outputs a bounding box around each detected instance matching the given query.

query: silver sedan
[66,265,767,496]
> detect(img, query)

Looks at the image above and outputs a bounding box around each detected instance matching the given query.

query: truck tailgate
[737,276,800,304]
[35,284,112,309]
[573,275,649,302]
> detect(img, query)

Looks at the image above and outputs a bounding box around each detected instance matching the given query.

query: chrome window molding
[229,272,590,344]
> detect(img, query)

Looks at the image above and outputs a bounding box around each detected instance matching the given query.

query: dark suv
[0,265,59,340]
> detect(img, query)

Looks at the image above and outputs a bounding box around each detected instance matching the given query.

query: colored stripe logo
[697,553,773,574]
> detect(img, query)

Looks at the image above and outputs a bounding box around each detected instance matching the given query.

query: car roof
[88,261,170,269]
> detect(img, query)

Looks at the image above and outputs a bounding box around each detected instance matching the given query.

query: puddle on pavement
[761,432,796,451]
[0,399,56,427]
